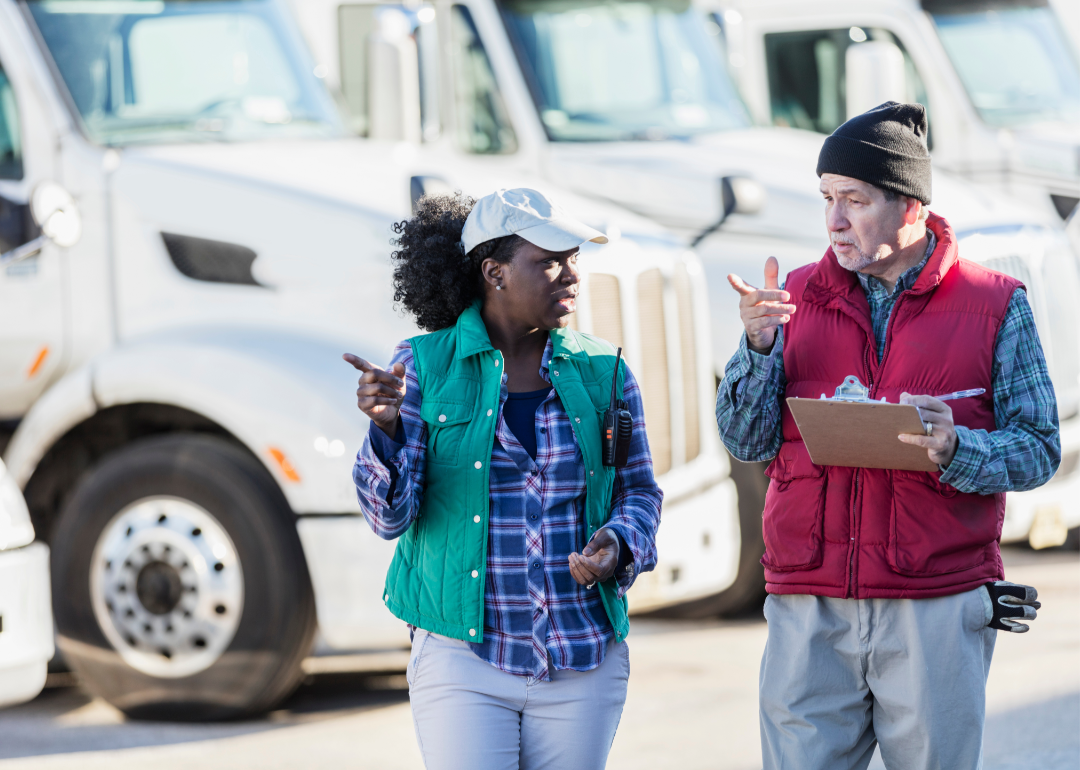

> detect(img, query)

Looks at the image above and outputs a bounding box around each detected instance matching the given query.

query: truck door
[0,57,65,421]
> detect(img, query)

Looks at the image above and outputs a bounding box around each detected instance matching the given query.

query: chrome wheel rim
[90,497,244,678]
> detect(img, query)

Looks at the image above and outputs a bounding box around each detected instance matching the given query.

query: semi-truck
[709,0,1080,222]
[0,0,742,719]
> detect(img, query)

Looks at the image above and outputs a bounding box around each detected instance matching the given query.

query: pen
[935,388,986,401]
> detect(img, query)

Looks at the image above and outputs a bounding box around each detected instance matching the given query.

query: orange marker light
[27,346,49,378]
[267,447,301,483]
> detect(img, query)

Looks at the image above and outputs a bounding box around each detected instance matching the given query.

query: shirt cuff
[938,426,987,492]
[743,333,780,380]
[602,523,644,596]
[368,420,405,464]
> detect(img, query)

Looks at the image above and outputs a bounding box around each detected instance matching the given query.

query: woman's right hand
[343,353,407,437]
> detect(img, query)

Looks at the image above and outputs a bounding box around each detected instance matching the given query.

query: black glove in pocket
[985,580,1041,633]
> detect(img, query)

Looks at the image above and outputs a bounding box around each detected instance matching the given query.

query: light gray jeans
[406,629,630,770]
[759,587,997,770]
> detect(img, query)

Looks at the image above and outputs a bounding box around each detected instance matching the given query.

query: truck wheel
[51,434,315,721]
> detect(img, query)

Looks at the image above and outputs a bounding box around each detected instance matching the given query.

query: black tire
[643,452,769,619]
[51,434,316,721]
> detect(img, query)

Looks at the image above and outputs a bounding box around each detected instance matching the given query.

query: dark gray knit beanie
[816,101,932,205]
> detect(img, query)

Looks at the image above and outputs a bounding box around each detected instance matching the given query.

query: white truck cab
[0,0,752,719]
[711,0,1080,222]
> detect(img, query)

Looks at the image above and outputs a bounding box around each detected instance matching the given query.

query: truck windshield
[24,0,342,146]
[929,3,1080,127]
[499,0,751,141]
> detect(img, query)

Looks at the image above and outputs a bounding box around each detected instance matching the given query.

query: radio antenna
[610,347,623,409]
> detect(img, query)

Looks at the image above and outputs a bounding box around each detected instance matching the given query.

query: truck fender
[6,327,375,515]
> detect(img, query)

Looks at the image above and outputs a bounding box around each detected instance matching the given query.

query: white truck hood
[544,125,1063,239]
[125,138,679,245]
[109,137,685,356]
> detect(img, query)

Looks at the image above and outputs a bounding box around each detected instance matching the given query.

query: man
[716,102,1060,769]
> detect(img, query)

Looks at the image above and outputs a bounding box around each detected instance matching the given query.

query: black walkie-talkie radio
[601,347,633,467]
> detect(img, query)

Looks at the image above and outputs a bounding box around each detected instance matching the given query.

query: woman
[346,188,662,770]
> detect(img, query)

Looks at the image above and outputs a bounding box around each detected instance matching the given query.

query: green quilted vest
[381,302,629,643]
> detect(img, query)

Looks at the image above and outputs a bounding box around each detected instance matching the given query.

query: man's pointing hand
[727,256,796,353]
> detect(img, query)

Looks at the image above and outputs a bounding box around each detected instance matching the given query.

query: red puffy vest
[763,214,1022,599]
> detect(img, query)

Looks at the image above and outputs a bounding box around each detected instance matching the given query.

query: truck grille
[673,262,701,465]
[983,251,1080,421]
[578,259,704,477]
[637,269,673,474]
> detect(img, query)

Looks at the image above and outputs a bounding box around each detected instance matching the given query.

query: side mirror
[691,176,767,248]
[0,182,82,266]
[409,175,455,212]
[368,8,422,143]
[33,182,82,248]
[845,41,907,119]
[722,176,766,218]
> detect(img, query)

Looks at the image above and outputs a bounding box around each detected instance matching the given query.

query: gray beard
[834,243,876,273]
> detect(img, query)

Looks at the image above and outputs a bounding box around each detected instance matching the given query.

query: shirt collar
[856,230,937,299]
[539,339,554,385]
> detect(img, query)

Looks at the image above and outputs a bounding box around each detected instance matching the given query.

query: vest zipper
[849,469,859,599]
[853,291,909,597]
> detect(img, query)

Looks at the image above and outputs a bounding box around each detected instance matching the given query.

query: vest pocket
[760,442,827,571]
[420,400,473,466]
[888,471,999,576]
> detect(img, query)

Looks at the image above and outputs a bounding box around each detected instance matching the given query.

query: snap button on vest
[474,461,482,469]
[438,414,446,423]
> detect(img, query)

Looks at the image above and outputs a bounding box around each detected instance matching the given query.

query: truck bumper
[1001,414,1080,545]
[627,477,740,614]
[0,542,53,709]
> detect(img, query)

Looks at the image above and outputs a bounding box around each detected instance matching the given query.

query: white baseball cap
[461,188,608,256]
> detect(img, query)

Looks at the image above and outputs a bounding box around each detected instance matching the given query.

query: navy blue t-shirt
[502,387,552,460]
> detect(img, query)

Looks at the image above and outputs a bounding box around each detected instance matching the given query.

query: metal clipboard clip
[820,375,930,435]
[820,375,884,403]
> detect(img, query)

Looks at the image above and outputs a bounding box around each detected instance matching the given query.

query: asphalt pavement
[0,546,1076,770]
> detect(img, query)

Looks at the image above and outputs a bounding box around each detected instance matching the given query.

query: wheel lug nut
[158,514,167,524]
[191,528,202,537]
[214,562,224,572]
[215,604,226,615]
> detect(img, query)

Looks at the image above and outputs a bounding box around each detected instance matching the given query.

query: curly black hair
[390,192,524,332]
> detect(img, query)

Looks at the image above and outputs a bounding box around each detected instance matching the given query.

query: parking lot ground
[0,546,1076,770]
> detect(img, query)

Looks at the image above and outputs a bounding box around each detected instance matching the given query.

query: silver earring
[496,285,502,291]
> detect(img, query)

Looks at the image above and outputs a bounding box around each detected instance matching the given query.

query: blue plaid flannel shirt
[354,338,662,680]
[716,232,1061,492]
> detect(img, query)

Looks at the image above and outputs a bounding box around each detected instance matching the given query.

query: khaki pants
[760,587,996,770]
[407,630,629,770]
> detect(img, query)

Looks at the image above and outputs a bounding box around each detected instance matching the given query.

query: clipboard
[787,375,939,472]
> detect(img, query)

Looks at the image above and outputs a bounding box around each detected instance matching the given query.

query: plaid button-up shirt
[716,232,1061,493]
[354,338,662,680]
